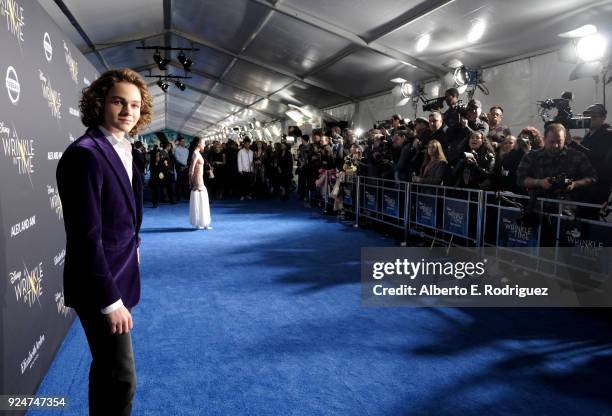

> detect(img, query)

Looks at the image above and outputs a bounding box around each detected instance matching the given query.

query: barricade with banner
[409,184,482,247]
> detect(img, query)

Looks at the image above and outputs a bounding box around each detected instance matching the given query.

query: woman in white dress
[188,137,212,229]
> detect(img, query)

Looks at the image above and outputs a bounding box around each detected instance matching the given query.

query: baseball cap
[584,103,607,116]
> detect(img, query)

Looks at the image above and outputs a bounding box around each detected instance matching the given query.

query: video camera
[538,91,591,130]
[373,120,392,130]
[422,97,445,112]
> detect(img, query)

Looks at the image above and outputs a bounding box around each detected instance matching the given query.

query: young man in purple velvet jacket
[56,68,152,415]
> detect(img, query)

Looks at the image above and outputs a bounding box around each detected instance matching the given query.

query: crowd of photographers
[134,87,611,220]
[295,88,612,218]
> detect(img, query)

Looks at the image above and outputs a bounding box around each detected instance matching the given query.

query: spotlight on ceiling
[157,79,169,92]
[415,34,431,53]
[153,50,170,70]
[576,33,608,62]
[177,50,193,71]
[400,82,414,97]
[453,67,467,86]
[175,80,186,91]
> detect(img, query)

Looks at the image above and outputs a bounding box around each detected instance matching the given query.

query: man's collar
[98,125,128,145]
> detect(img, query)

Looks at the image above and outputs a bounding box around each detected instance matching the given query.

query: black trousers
[240,172,254,197]
[76,308,136,416]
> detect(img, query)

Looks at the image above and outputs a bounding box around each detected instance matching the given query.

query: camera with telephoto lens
[548,173,573,191]
[373,120,392,130]
[538,91,591,130]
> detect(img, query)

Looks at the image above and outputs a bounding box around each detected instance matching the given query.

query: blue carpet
[34,198,612,415]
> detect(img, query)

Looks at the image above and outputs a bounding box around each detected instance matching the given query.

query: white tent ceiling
[38,0,612,137]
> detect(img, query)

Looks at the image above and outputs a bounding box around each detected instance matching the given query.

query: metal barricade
[483,191,612,285]
[356,176,410,242]
[408,183,483,247]
[339,173,357,215]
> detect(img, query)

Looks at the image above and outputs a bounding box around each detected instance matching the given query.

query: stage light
[453,67,467,86]
[157,79,169,92]
[355,128,363,137]
[576,33,607,62]
[175,80,186,91]
[415,34,430,52]
[153,50,170,70]
[177,50,193,71]
[400,82,414,97]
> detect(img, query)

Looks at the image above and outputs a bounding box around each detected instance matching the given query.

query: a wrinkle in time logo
[446,206,464,224]
[55,292,71,317]
[9,261,44,309]
[1,120,35,186]
[39,70,61,119]
[47,184,63,219]
[5,65,20,105]
[0,0,25,47]
[43,32,52,61]
[63,41,78,84]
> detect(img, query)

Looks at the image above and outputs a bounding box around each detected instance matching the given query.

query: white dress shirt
[174,145,189,167]
[98,126,134,314]
[237,148,254,173]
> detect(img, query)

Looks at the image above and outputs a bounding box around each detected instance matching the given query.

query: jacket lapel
[87,127,137,225]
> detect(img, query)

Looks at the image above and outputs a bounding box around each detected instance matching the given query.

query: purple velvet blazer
[56,127,143,311]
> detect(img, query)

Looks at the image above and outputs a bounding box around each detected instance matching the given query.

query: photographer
[443,88,461,130]
[393,130,415,182]
[518,126,543,150]
[365,130,393,179]
[493,135,524,193]
[450,131,496,189]
[487,106,512,144]
[517,123,596,199]
[429,111,448,152]
[460,99,489,138]
[581,103,612,204]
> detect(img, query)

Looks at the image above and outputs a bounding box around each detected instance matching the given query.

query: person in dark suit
[132,140,146,179]
[56,68,152,416]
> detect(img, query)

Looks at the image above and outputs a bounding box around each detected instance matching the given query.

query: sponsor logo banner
[47,184,63,219]
[20,334,45,375]
[43,31,52,61]
[5,65,20,104]
[10,214,35,238]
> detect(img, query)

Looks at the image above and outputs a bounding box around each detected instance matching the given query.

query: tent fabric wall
[351,50,610,136]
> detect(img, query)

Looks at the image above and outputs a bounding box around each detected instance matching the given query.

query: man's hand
[106,306,133,335]
[539,177,553,190]
[566,181,576,192]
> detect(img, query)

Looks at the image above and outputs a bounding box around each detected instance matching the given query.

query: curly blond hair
[80,68,152,136]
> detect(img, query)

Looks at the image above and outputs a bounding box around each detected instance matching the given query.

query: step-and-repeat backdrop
[1,0,100,396]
